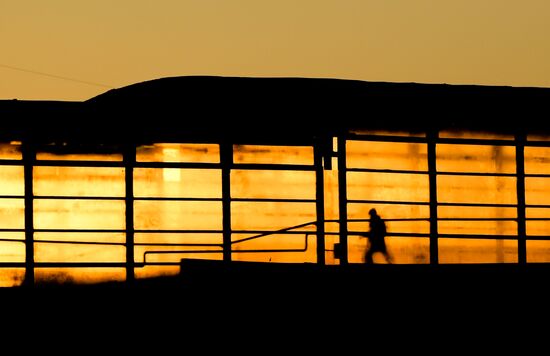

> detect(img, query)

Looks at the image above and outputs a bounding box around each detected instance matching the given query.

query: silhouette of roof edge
[87,75,550,104]
[82,75,550,134]
[1,76,550,143]
[86,75,386,105]
[88,75,357,99]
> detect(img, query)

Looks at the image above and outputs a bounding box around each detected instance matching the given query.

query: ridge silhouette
[1,76,549,145]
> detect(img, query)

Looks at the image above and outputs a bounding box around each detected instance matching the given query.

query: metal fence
[0,130,549,286]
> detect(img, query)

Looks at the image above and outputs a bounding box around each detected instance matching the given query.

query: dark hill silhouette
[1,76,550,145]
[86,75,550,138]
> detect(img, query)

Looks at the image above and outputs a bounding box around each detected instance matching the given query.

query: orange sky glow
[1,0,550,101]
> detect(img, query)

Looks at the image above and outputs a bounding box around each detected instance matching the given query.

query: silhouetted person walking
[364,208,392,264]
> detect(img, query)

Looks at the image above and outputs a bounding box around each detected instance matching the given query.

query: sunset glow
[1,131,549,286]
[2,1,550,100]
[1,1,550,288]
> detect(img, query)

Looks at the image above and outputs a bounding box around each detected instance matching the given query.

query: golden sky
[1,0,549,101]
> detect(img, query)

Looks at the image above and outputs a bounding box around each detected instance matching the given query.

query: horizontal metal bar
[134,242,222,247]
[231,248,308,253]
[437,234,520,240]
[524,235,550,240]
[438,202,518,208]
[136,262,181,266]
[385,232,430,238]
[437,218,518,221]
[348,168,520,177]
[14,196,318,203]
[34,195,125,200]
[134,161,221,169]
[346,168,427,175]
[0,262,174,268]
[524,140,550,147]
[143,250,222,264]
[231,197,316,203]
[0,159,23,166]
[133,197,316,203]
[345,134,428,144]
[351,217,522,222]
[232,163,315,171]
[347,199,430,206]
[144,250,222,255]
[33,196,327,203]
[437,171,517,177]
[135,229,224,234]
[349,231,523,240]
[0,262,25,267]
[347,218,429,222]
[0,195,24,199]
[10,228,226,234]
[35,229,126,233]
[525,173,550,178]
[1,262,151,268]
[526,204,550,209]
[33,239,125,246]
[0,238,25,243]
[145,248,310,257]
[348,231,430,238]
[34,262,128,268]
[437,137,516,146]
[134,196,222,202]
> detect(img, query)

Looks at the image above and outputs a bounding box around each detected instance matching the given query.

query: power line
[0,63,115,89]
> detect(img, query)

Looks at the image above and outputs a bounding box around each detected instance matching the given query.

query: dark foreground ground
[3,260,549,335]
[3,260,549,306]
[2,260,548,346]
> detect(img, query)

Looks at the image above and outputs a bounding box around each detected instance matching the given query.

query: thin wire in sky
[0,63,115,89]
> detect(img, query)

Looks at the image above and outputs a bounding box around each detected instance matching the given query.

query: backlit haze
[2,0,550,100]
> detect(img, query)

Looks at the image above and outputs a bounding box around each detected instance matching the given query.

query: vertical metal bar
[314,142,326,265]
[337,136,348,265]
[221,142,232,262]
[427,130,439,264]
[515,133,527,264]
[22,141,35,286]
[124,144,135,283]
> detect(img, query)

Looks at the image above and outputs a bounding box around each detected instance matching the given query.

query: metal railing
[1,131,550,286]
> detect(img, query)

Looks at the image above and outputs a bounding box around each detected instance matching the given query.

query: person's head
[369,208,378,217]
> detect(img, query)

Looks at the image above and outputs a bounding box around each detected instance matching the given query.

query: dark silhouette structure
[1,76,550,291]
[363,209,392,264]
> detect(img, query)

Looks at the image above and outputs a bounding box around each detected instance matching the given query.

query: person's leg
[365,249,374,264]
